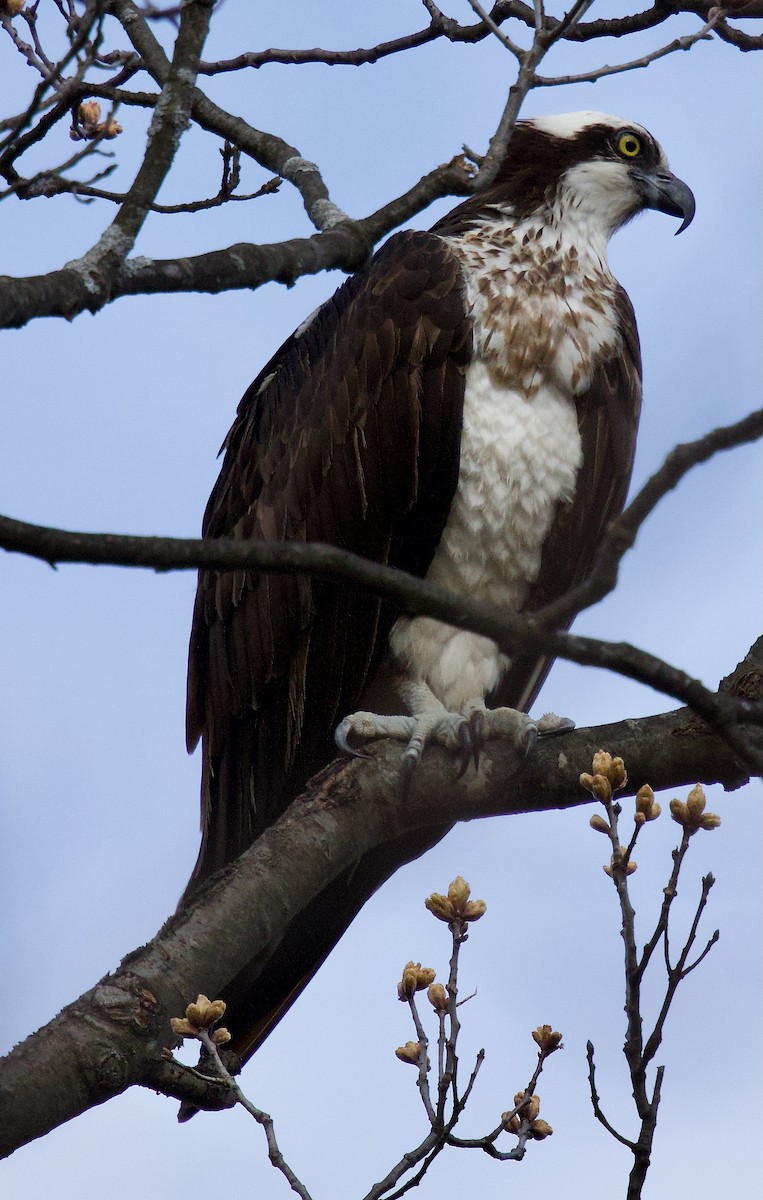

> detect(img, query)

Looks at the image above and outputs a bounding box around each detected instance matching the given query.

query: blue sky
[1,3,761,1197]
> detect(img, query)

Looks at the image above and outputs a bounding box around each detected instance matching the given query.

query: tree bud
[699,812,721,831]
[78,100,101,126]
[590,773,612,802]
[501,1112,521,1133]
[686,783,707,820]
[589,813,611,835]
[591,750,613,777]
[425,892,456,922]
[427,983,448,1012]
[211,1027,231,1045]
[514,1093,540,1121]
[529,1119,553,1139]
[609,757,627,789]
[531,1025,563,1054]
[398,962,419,1000]
[462,899,487,922]
[604,847,636,876]
[447,876,471,908]
[398,962,437,1000]
[395,1041,422,1065]
[185,995,227,1029]
[170,1017,197,1038]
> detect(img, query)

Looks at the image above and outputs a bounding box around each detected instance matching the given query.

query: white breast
[389,366,582,711]
[389,217,622,713]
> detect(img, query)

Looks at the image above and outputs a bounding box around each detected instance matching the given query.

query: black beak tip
[674,197,696,236]
[634,168,695,236]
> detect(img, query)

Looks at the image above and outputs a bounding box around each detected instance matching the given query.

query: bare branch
[535,407,763,628]
[535,10,722,86]
[586,1041,636,1150]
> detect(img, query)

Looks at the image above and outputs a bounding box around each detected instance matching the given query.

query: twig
[535,10,722,86]
[194,1030,314,1200]
[535,407,763,629]
[586,1042,637,1149]
[584,761,724,1198]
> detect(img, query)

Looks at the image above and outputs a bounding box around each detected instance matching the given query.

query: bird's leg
[334,683,573,774]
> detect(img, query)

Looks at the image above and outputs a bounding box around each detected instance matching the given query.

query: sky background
[1,3,761,1198]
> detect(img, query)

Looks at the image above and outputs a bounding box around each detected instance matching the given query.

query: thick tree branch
[0,152,475,327]
[0,639,759,1159]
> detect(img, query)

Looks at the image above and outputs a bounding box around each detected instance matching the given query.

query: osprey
[182,112,694,1067]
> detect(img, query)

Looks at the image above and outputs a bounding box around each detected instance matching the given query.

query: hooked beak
[631,167,696,235]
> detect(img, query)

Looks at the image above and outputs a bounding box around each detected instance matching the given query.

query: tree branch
[536,406,763,627]
[0,637,759,1159]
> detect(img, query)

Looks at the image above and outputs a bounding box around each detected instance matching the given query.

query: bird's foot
[335,705,471,769]
[454,704,574,776]
[334,703,574,777]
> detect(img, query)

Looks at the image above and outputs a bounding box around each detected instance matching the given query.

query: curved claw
[456,710,485,778]
[456,720,475,779]
[469,710,484,773]
[334,720,373,759]
[402,743,423,774]
[522,723,539,757]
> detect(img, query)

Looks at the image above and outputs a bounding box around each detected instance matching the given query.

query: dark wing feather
[493,284,642,709]
[183,230,472,896]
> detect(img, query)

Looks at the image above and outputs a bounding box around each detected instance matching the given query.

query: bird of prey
[181,111,694,1069]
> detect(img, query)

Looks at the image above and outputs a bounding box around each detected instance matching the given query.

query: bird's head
[436,111,695,246]
[523,111,695,237]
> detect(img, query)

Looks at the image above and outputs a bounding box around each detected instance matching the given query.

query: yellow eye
[617,132,642,158]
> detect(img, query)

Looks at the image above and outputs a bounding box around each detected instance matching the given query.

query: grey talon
[523,724,539,755]
[334,724,371,759]
[456,721,474,779]
[469,711,483,772]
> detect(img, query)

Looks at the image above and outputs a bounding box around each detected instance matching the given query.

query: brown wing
[493,284,643,709]
[183,230,472,897]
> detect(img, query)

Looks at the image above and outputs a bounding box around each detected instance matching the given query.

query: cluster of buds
[634,783,661,824]
[670,784,721,835]
[424,876,486,925]
[531,1024,563,1056]
[580,750,627,805]
[170,994,231,1045]
[395,1040,424,1066]
[397,961,436,1001]
[71,100,123,142]
[501,1092,553,1139]
[1,0,25,16]
[603,847,637,878]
